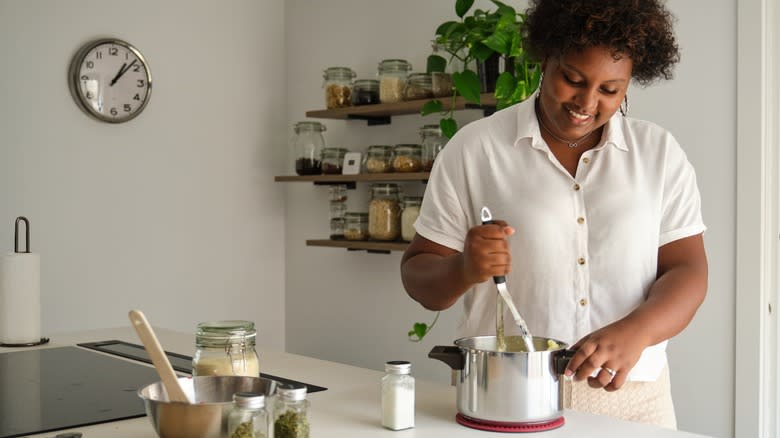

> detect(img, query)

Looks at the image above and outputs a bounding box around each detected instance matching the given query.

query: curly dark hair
[522,0,680,85]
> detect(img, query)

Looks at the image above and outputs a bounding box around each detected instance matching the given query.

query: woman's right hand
[461,220,515,284]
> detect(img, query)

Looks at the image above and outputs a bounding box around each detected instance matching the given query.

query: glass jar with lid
[321,147,349,174]
[430,41,458,97]
[274,385,310,438]
[403,73,433,101]
[392,144,423,172]
[419,125,447,171]
[377,59,412,104]
[368,183,401,241]
[192,320,259,377]
[228,392,270,438]
[401,196,422,242]
[328,184,348,202]
[352,79,380,106]
[344,212,369,241]
[322,67,355,109]
[292,121,326,175]
[364,145,394,174]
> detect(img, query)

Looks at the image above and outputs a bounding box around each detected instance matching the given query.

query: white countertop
[2,327,710,438]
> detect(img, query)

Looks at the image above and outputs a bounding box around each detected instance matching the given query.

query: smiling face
[538,46,633,142]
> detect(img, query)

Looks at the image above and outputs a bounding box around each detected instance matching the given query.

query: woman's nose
[574,88,599,114]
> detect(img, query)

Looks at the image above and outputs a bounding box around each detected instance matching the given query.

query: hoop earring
[620,94,629,116]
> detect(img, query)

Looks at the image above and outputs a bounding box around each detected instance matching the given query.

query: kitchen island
[3,327,710,438]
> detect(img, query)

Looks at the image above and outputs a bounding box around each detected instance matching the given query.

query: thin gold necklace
[537,105,597,148]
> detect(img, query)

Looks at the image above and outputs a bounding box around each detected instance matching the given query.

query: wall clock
[68,38,152,123]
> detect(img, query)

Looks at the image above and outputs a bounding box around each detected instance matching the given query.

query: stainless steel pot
[429,335,574,424]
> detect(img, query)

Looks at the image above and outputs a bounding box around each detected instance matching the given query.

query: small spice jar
[401,196,422,242]
[322,67,355,109]
[344,212,369,241]
[229,392,270,438]
[419,125,447,171]
[381,361,415,430]
[192,320,260,377]
[328,184,348,202]
[368,183,401,241]
[321,147,349,174]
[392,144,423,172]
[403,73,433,101]
[377,59,412,104]
[274,385,310,438]
[292,121,326,176]
[430,41,456,98]
[364,145,394,174]
[352,79,380,106]
[330,217,345,240]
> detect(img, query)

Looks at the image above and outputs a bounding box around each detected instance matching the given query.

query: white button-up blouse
[414,93,706,381]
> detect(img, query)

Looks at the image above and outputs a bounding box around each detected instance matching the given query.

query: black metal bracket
[313,181,356,189]
[347,114,392,125]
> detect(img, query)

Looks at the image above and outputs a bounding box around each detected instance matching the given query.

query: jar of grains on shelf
[364,145,395,173]
[321,147,349,174]
[420,124,447,171]
[403,73,433,101]
[344,212,370,241]
[377,59,412,104]
[322,67,355,109]
[401,196,422,242]
[392,144,423,172]
[192,320,260,377]
[368,183,401,241]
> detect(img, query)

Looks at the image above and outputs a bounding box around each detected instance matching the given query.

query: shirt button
[573,183,581,191]
[577,217,585,224]
[578,257,586,265]
[582,157,590,164]
[580,298,588,306]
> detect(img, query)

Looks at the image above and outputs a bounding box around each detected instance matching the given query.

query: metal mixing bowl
[138,375,277,438]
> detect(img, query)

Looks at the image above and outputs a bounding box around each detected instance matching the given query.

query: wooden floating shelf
[306,239,408,253]
[275,172,429,184]
[305,94,497,125]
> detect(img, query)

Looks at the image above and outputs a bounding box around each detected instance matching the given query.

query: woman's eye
[601,88,618,95]
[563,73,582,85]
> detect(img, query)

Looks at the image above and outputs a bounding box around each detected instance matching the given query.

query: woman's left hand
[564,319,650,391]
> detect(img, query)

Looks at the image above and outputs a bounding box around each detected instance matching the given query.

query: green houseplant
[421,0,541,138]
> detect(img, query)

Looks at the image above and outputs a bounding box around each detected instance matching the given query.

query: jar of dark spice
[351,79,380,106]
[292,121,326,175]
[403,73,433,101]
[274,385,310,438]
[392,144,423,173]
[364,145,394,174]
[377,59,412,104]
[321,147,349,174]
[368,183,401,241]
[322,67,355,109]
[419,125,446,171]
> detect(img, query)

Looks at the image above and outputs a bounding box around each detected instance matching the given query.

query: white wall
[0,0,288,350]
[284,1,736,437]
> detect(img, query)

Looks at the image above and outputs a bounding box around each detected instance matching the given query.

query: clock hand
[109,60,137,86]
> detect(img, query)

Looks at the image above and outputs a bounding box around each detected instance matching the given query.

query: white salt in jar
[381,360,415,430]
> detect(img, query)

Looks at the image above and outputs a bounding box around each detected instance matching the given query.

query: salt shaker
[381,360,415,430]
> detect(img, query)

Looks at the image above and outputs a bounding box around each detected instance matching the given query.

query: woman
[400,0,708,429]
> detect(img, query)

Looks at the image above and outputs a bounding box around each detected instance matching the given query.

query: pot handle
[553,348,577,375]
[428,346,465,370]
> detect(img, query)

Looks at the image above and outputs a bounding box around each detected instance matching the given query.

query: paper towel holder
[0,216,50,348]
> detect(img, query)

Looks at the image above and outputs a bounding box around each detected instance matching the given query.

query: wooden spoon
[128,309,191,403]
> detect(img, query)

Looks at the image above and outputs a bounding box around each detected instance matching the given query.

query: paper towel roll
[0,252,41,344]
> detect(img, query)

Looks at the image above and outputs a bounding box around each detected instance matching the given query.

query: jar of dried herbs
[274,386,310,438]
[322,67,355,109]
[228,392,269,438]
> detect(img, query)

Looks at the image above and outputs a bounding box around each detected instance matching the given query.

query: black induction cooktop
[0,345,326,438]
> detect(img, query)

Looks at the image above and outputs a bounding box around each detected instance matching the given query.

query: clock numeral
[96,51,102,59]
[86,91,94,99]
[80,75,89,81]
[124,104,132,112]
[132,64,141,73]
[109,47,118,56]
[136,79,145,88]
[133,93,141,101]
[110,107,118,116]
[86,61,94,69]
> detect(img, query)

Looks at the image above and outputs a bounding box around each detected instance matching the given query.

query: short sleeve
[659,136,707,246]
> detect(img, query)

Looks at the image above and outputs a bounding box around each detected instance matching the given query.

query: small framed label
[342,152,362,175]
